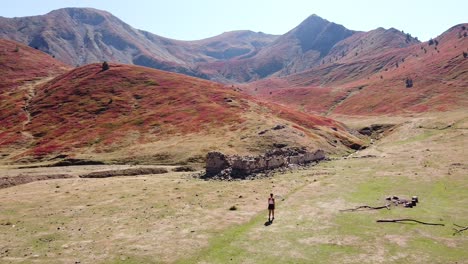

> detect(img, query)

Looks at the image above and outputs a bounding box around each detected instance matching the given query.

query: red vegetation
[20,63,245,154]
[0,62,362,160]
[0,39,70,151]
[245,24,468,115]
[0,39,69,90]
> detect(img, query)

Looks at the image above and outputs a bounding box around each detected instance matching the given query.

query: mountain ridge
[0,7,433,83]
[242,23,468,115]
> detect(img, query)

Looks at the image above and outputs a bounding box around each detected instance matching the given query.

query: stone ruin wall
[205,149,325,177]
[205,151,231,176]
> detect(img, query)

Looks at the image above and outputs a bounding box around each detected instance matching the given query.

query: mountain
[176,30,278,62]
[197,15,357,82]
[243,24,468,115]
[0,8,422,83]
[0,8,203,77]
[1,8,465,125]
[0,8,277,79]
[0,42,363,164]
[255,14,357,76]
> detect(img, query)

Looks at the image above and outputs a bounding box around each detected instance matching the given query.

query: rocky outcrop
[206,152,232,176]
[358,124,395,139]
[205,148,325,179]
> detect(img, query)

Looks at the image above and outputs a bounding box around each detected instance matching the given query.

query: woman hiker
[268,193,275,222]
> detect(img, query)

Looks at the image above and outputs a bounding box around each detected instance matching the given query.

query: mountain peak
[297,14,329,28]
[304,14,326,20]
[288,14,355,54]
[47,7,113,25]
[48,7,111,16]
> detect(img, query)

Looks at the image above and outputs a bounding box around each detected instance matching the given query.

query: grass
[392,129,439,145]
[0,112,467,263]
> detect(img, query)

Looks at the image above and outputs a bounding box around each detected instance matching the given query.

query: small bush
[405,33,412,43]
[102,61,110,71]
[229,205,238,211]
[405,78,413,88]
[14,46,19,52]
[463,52,468,58]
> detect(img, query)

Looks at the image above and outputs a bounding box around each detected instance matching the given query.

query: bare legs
[268,209,275,221]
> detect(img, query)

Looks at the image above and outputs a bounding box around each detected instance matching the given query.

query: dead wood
[452,224,468,235]
[340,204,390,212]
[376,219,444,226]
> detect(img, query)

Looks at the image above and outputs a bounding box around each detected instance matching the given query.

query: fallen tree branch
[340,204,390,212]
[376,219,444,226]
[453,224,468,235]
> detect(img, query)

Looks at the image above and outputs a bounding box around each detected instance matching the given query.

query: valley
[1,111,466,263]
[0,6,467,264]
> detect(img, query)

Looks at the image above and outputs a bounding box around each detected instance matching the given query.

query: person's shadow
[264,219,273,226]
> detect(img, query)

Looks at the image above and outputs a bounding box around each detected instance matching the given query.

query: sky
[1,0,466,41]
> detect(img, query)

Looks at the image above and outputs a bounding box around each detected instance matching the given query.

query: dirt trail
[19,77,54,136]
[325,87,363,116]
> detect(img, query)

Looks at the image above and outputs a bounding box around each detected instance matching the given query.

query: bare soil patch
[0,174,74,189]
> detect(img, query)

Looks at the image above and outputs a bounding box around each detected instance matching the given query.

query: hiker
[268,193,275,222]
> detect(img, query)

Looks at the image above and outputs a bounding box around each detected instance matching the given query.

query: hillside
[0,59,363,164]
[0,39,70,160]
[0,39,69,90]
[244,24,468,115]
[198,15,358,82]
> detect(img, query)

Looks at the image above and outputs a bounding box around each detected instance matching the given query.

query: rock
[204,148,325,180]
[273,143,288,148]
[272,124,286,130]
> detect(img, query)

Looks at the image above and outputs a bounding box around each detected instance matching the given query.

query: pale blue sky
[1,0,466,41]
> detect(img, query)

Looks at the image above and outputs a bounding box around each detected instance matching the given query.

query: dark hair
[270,193,273,197]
